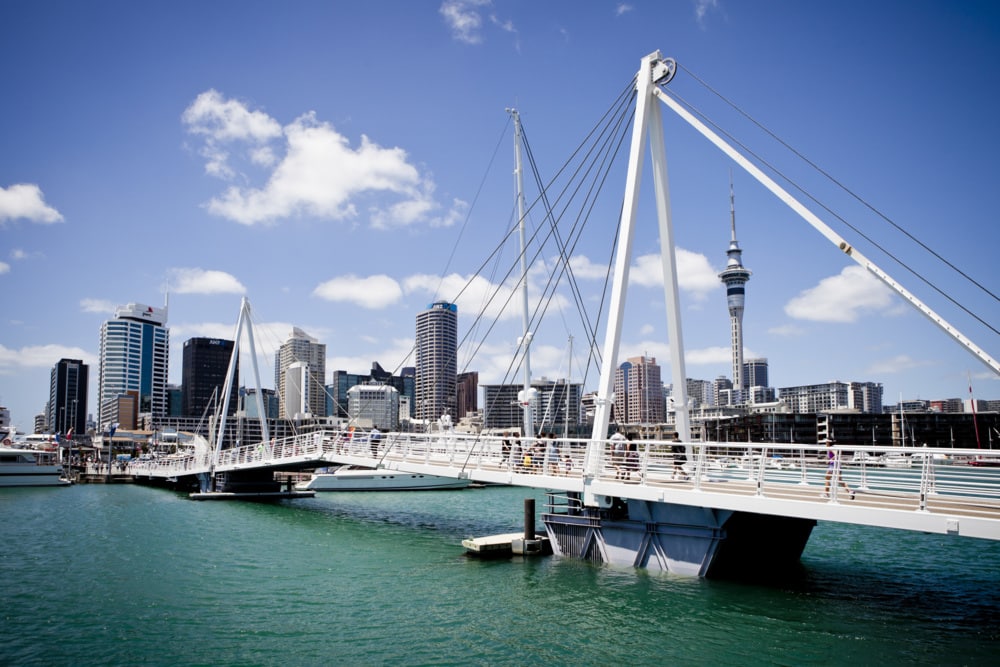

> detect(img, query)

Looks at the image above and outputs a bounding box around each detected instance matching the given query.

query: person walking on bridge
[823,438,854,500]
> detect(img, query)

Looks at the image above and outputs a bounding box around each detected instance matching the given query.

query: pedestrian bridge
[123,429,1000,542]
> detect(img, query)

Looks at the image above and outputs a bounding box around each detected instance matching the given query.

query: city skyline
[2,2,998,429]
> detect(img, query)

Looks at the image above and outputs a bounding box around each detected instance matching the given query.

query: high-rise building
[482,379,582,432]
[712,375,733,407]
[98,302,169,428]
[48,358,88,437]
[456,371,479,419]
[275,327,326,419]
[718,180,752,393]
[347,382,399,430]
[330,362,414,419]
[415,301,457,421]
[778,381,882,414]
[613,356,665,424]
[182,337,237,418]
[743,358,769,391]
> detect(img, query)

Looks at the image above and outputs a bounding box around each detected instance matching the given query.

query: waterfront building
[456,371,479,419]
[167,385,182,417]
[613,356,665,424]
[414,301,457,422]
[847,381,883,414]
[182,337,237,418]
[98,302,169,429]
[330,362,414,420]
[684,377,714,411]
[778,380,883,414]
[718,180,752,393]
[742,358,768,392]
[482,378,582,434]
[275,327,326,419]
[243,388,278,419]
[931,398,964,413]
[47,358,88,438]
[347,381,399,430]
[283,361,311,419]
[713,376,733,407]
[746,385,777,405]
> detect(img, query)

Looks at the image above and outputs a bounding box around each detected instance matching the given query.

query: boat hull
[296,468,470,492]
[0,448,70,487]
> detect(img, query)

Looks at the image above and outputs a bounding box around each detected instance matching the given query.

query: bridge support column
[542,495,815,578]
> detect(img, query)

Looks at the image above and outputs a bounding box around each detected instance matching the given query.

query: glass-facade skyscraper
[415,301,457,422]
[182,337,237,418]
[98,302,169,429]
[48,358,88,437]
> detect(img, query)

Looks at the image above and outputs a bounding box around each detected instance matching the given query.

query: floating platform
[462,532,552,558]
[189,490,316,501]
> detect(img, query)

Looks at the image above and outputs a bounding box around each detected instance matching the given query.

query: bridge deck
[120,430,1000,541]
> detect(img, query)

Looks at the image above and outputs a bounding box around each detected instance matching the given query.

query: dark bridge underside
[543,494,815,578]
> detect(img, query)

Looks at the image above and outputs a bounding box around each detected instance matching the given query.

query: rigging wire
[452,80,638,431]
[666,79,1000,338]
[678,63,998,306]
[519,88,637,389]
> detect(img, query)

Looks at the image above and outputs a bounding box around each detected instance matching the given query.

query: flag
[66,428,73,441]
[108,422,119,437]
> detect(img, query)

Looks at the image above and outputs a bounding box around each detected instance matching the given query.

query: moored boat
[967,455,1000,467]
[295,465,470,491]
[0,446,70,487]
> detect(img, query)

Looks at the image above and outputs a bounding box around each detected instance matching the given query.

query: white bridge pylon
[212,296,271,476]
[585,50,998,507]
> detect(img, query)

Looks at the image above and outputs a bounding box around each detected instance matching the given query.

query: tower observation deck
[718,179,752,393]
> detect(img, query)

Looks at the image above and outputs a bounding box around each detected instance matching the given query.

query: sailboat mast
[509,108,535,441]
[566,335,573,440]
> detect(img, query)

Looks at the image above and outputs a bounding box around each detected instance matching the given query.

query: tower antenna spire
[719,174,752,395]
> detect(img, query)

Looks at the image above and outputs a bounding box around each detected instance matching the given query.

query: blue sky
[1,0,998,430]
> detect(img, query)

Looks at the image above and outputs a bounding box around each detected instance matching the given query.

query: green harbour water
[1,483,997,666]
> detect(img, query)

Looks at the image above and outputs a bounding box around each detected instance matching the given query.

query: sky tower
[718,178,752,393]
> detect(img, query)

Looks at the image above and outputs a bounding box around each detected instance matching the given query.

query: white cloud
[629,249,721,299]
[166,268,246,295]
[785,265,894,323]
[0,184,64,224]
[80,298,116,314]
[0,262,8,275]
[866,354,934,375]
[768,323,805,337]
[184,93,452,228]
[313,275,403,309]
[182,89,282,143]
[488,12,519,51]
[685,345,731,366]
[695,0,719,25]
[440,0,490,44]
[0,343,94,370]
[403,271,570,323]
[616,4,633,16]
[327,336,417,376]
[569,254,611,280]
[490,14,515,33]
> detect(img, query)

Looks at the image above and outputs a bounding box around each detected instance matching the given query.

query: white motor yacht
[0,447,70,487]
[295,465,470,491]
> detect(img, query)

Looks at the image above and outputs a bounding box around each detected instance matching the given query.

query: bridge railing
[370,434,999,506]
[121,427,1000,511]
